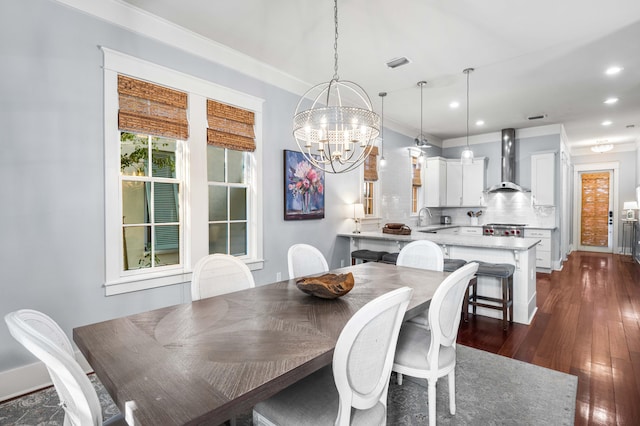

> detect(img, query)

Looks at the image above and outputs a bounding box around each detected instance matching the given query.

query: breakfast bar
[339,229,541,325]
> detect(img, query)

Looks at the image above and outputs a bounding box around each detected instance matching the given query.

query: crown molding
[53,0,312,96]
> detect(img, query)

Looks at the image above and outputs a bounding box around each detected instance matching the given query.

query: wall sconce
[352,203,365,233]
[623,201,638,220]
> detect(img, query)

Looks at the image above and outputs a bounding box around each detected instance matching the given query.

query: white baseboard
[0,351,93,402]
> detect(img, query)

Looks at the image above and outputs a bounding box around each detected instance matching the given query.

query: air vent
[527,114,547,120]
[386,57,411,69]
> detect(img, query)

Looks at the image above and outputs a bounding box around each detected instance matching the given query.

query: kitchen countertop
[417,224,557,231]
[339,231,540,251]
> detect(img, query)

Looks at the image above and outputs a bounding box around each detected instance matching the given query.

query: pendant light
[415,81,430,148]
[461,68,475,165]
[292,0,380,174]
[379,91,387,167]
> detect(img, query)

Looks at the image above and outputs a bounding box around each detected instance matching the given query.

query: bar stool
[463,261,514,330]
[350,249,388,265]
[443,258,466,272]
[380,252,399,264]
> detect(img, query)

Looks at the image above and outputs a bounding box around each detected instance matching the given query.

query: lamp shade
[352,203,365,219]
[623,201,639,210]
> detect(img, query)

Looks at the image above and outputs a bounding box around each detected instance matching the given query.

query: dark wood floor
[457,251,640,425]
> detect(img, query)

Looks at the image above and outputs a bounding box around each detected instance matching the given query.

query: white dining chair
[253,286,413,426]
[287,243,329,279]
[191,253,255,301]
[392,262,479,426]
[4,309,127,426]
[396,240,444,329]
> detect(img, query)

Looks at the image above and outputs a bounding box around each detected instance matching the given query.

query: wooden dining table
[73,262,449,425]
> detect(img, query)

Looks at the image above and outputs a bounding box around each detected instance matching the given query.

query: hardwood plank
[457,251,640,426]
[611,356,640,425]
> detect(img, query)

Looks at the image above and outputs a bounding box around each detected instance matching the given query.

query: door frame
[573,162,619,253]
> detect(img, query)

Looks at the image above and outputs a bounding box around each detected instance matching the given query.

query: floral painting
[284,150,325,220]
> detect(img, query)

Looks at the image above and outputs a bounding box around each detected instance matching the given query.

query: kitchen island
[338,229,540,325]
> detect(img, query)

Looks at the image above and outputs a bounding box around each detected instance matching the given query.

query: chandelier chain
[333,0,340,80]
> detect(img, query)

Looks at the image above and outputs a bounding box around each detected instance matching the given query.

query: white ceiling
[118,0,640,151]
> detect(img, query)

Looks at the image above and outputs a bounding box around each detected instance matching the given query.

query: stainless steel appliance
[482,223,526,237]
[440,215,451,225]
[486,128,528,193]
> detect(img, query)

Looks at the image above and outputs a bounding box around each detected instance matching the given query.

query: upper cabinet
[445,157,486,207]
[424,157,447,207]
[531,152,555,206]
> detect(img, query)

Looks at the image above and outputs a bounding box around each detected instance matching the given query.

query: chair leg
[448,370,456,415]
[428,378,437,426]
[397,372,403,385]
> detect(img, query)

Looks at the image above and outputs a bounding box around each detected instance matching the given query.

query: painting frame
[284,150,325,220]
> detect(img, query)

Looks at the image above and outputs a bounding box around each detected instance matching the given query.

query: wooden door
[579,171,612,251]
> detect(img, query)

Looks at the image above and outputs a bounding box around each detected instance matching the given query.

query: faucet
[417,207,432,227]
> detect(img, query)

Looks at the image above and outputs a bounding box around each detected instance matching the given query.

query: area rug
[0,345,576,425]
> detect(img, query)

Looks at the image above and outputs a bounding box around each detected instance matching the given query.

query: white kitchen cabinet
[531,152,555,206]
[525,228,552,270]
[424,157,447,207]
[445,158,486,207]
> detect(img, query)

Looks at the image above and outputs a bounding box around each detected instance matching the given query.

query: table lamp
[623,201,638,220]
[352,203,365,233]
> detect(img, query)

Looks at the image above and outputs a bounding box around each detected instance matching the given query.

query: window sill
[104,259,265,296]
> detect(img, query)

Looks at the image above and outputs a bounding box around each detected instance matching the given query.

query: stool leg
[351,258,356,266]
[471,277,477,316]
[501,277,508,331]
[463,285,470,322]
[508,275,514,325]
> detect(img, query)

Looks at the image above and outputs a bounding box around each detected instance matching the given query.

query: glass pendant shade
[461,147,474,165]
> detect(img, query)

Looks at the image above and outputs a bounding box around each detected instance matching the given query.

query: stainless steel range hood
[486,128,529,192]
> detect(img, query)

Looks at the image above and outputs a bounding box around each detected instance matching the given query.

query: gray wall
[0,0,361,372]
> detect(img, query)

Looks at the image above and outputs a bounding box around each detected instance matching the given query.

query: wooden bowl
[295,272,355,299]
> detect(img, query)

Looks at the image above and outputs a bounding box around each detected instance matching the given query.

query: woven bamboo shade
[364,146,379,181]
[412,158,422,187]
[580,172,609,247]
[207,99,255,152]
[118,75,188,140]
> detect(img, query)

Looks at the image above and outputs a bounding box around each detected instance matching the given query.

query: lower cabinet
[524,229,552,269]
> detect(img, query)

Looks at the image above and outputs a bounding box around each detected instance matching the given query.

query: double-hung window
[103,48,263,295]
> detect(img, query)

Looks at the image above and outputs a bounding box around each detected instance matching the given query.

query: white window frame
[103,48,264,296]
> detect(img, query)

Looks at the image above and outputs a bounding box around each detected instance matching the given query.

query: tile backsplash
[442,192,556,228]
[374,191,556,230]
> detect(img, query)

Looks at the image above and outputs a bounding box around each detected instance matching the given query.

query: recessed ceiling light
[475,120,484,126]
[449,101,460,109]
[605,66,623,75]
[601,120,612,126]
[603,97,618,104]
